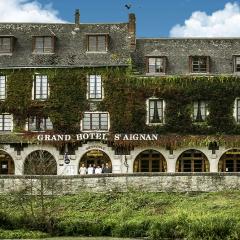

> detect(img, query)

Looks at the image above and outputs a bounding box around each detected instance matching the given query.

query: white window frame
[0,75,7,100]
[81,112,110,132]
[146,98,165,126]
[26,116,53,132]
[32,75,49,100]
[0,113,13,132]
[192,100,209,122]
[86,75,104,100]
[234,98,240,123]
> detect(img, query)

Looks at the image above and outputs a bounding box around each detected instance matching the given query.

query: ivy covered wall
[1,67,240,137]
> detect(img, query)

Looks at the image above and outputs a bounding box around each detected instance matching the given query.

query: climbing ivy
[1,67,240,147]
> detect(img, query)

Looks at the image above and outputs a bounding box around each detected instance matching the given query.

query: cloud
[0,0,65,23]
[170,2,240,37]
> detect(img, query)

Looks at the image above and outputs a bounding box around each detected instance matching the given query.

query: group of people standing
[79,162,112,175]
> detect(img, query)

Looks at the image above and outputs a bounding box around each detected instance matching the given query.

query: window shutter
[32,37,36,53]
[207,56,210,73]
[52,36,56,53]
[189,56,193,73]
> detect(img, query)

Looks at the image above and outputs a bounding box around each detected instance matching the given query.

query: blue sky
[2,0,240,37]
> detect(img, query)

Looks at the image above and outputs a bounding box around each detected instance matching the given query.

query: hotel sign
[37,133,159,141]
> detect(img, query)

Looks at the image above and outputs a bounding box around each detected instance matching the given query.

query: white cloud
[0,0,65,23]
[170,2,240,37]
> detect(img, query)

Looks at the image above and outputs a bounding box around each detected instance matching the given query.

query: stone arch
[176,149,209,172]
[133,149,167,172]
[79,149,112,173]
[24,150,57,175]
[0,150,15,175]
[218,148,240,172]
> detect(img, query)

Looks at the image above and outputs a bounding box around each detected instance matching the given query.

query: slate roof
[133,38,240,75]
[0,22,131,68]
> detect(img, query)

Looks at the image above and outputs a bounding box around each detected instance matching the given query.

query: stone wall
[0,173,240,194]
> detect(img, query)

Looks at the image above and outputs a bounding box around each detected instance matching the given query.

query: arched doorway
[219,149,240,172]
[176,149,209,172]
[24,150,57,175]
[134,149,167,172]
[79,149,112,168]
[0,150,14,175]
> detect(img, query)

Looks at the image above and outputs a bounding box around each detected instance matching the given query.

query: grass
[0,191,240,239]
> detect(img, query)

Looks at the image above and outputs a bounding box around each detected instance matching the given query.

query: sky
[2,0,240,37]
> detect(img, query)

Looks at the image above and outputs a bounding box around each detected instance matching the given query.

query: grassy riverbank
[0,191,240,239]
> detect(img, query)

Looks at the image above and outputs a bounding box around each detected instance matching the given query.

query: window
[27,116,53,131]
[234,56,240,72]
[134,150,167,172]
[87,35,108,52]
[87,75,103,100]
[0,76,6,100]
[219,149,240,172]
[193,100,208,122]
[33,75,48,100]
[0,37,12,53]
[147,57,166,74]
[33,36,54,54]
[147,98,164,125]
[82,112,109,131]
[0,114,12,131]
[234,98,240,123]
[190,56,209,73]
[176,150,209,172]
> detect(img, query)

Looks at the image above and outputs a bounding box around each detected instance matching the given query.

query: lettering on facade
[37,133,159,142]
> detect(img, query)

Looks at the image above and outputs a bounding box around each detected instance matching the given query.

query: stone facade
[0,173,240,193]
[1,142,239,175]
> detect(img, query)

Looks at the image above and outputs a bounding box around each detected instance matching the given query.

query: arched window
[79,149,112,170]
[0,150,14,175]
[219,149,240,172]
[134,149,167,172]
[176,149,209,172]
[24,150,57,175]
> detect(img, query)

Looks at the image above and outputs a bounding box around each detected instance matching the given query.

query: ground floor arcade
[1,141,240,175]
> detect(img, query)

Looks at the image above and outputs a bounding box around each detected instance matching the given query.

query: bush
[0,228,48,239]
[54,219,109,236]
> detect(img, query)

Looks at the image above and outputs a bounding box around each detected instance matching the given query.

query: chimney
[75,9,80,24]
[128,13,136,50]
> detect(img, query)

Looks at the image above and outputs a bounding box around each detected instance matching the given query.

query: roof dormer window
[33,36,55,54]
[0,37,14,54]
[87,34,109,52]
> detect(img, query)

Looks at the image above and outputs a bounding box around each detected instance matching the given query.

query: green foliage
[2,68,240,136]
[0,228,48,239]
[1,191,240,239]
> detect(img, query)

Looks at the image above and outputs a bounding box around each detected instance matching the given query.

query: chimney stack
[128,13,136,50]
[75,9,80,24]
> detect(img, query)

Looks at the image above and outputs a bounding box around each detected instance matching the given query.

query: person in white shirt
[87,164,94,174]
[79,163,87,175]
[95,165,102,174]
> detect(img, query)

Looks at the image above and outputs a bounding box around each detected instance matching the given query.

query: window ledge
[146,123,164,126]
[189,72,209,75]
[81,130,109,133]
[87,98,104,102]
[86,51,108,54]
[0,53,12,56]
[32,52,55,55]
[146,73,166,76]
